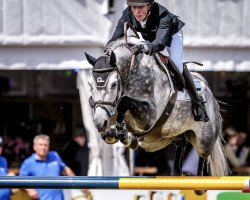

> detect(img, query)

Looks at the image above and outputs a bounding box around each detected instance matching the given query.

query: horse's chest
[138,130,174,152]
[137,124,181,152]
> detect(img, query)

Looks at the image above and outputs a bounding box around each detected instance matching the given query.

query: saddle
[156,53,203,92]
[157,53,185,91]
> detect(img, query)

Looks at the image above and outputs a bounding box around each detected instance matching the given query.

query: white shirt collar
[139,11,151,28]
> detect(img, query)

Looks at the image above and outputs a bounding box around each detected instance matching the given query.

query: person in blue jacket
[109,0,208,122]
[0,136,16,200]
[19,134,75,200]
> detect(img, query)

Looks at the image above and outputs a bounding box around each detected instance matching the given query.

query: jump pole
[0,176,249,191]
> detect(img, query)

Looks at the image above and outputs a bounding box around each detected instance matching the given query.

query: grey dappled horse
[85,38,228,194]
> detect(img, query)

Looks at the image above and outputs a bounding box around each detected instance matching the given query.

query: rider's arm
[145,12,171,55]
[62,166,75,176]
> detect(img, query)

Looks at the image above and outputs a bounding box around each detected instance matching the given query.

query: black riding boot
[182,65,209,122]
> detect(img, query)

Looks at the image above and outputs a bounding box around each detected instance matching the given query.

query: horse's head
[85,51,122,134]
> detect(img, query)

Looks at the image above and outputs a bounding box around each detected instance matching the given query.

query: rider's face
[131,4,151,21]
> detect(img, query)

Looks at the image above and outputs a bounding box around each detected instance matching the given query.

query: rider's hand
[130,44,144,55]
[130,44,152,55]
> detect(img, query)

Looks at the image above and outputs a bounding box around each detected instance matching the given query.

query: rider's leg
[168,30,209,122]
[182,66,209,122]
[167,30,184,73]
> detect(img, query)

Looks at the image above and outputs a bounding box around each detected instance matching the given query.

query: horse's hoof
[103,136,119,144]
[101,130,119,144]
[194,190,207,196]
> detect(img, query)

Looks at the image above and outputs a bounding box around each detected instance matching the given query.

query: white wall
[0,0,249,71]
[0,0,112,69]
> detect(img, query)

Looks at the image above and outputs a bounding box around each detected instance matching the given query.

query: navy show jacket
[109,2,185,55]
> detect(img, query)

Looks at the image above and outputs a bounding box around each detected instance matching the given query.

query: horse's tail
[208,135,229,176]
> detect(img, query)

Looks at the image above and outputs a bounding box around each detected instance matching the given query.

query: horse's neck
[113,44,173,107]
[117,54,173,134]
[113,48,134,87]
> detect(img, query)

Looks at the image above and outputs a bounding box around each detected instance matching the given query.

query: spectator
[235,131,250,170]
[0,136,17,200]
[62,127,89,176]
[19,134,75,200]
[236,131,249,161]
[224,128,249,171]
[224,127,241,168]
[72,130,89,176]
[3,135,31,168]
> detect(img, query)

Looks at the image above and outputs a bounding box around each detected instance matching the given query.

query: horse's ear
[85,53,97,66]
[109,51,116,66]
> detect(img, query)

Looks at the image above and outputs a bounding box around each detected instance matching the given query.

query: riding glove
[130,44,151,55]
[130,44,144,55]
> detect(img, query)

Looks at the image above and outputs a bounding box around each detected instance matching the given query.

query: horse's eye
[111,82,117,89]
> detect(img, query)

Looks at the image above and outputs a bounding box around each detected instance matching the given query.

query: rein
[124,22,140,68]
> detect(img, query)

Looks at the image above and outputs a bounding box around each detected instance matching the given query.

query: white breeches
[165,29,184,73]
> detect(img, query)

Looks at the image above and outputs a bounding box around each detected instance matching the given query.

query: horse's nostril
[103,120,108,128]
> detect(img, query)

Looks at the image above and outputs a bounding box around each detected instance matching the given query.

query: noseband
[89,66,121,117]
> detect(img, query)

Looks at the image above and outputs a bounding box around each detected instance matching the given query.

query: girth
[132,91,177,137]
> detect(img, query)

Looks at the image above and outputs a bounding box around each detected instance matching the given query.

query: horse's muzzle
[93,107,110,132]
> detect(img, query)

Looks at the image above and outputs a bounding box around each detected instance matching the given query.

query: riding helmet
[127,0,154,6]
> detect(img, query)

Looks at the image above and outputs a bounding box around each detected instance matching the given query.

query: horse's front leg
[172,136,187,176]
[113,97,139,149]
[100,128,120,144]
[100,125,138,149]
[113,120,138,149]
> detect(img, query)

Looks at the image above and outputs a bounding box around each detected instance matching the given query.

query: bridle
[89,66,122,117]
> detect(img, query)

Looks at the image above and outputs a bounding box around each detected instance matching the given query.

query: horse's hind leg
[197,156,206,176]
[171,136,187,176]
[194,156,207,196]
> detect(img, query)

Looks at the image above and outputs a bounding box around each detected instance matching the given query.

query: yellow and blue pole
[0,176,249,191]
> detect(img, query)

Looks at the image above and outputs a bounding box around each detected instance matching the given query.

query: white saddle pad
[177,75,206,101]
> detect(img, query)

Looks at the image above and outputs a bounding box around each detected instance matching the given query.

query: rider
[108,0,209,122]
